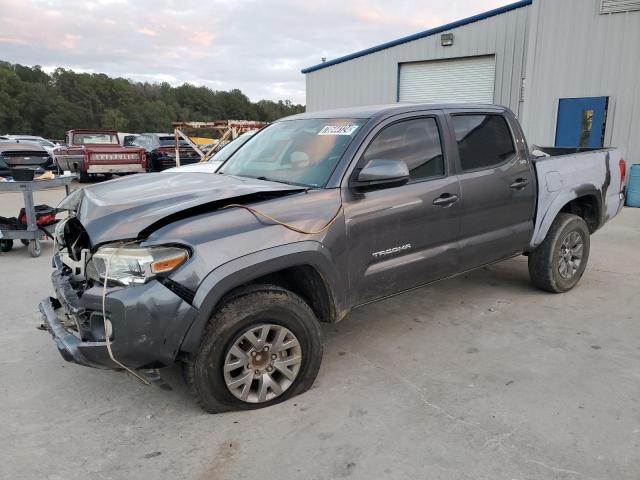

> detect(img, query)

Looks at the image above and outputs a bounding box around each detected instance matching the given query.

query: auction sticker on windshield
[318,125,359,136]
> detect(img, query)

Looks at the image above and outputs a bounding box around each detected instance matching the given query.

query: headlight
[90,244,189,286]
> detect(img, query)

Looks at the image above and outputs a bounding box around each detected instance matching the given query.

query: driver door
[342,113,462,305]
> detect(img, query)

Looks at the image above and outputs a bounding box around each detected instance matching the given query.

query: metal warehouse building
[302,0,640,166]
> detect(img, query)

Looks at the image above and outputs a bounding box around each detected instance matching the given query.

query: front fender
[180,240,346,353]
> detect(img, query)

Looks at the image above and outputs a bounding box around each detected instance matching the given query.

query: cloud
[137,28,158,37]
[0,0,511,104]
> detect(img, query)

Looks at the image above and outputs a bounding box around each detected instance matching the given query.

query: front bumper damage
[40,267,199,370]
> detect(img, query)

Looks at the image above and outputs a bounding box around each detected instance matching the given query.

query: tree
[0,60,305,138]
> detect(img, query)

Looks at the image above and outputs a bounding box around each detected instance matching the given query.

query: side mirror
[350,159,410,191]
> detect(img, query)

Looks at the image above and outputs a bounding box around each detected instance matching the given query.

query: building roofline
[301,0,532,74]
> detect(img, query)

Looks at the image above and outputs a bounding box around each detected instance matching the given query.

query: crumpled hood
[61,172,304,245]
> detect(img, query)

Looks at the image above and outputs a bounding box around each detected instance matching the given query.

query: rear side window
[451,115,515,171]
[363,118,445,181]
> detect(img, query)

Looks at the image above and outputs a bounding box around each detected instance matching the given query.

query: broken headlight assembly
[89,244,189,286]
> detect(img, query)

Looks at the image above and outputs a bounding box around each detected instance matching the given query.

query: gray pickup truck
[40,103,626,413]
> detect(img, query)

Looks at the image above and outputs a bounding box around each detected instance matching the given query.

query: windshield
[159,136,189,147]
[73,133,118,145]
[210,131,256,164]
[219,119,364,187]
[17,138,54,148]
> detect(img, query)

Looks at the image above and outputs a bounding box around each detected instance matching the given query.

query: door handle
[433,193,459,207]
[510,178,529,190]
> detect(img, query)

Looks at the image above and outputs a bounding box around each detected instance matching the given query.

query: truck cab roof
[285,102,508,121]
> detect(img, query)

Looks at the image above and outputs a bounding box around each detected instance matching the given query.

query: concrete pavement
[1,184,639,480]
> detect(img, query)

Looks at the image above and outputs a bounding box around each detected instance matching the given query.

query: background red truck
[53,129,146,182]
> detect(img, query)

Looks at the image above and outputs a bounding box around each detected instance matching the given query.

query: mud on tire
[528,213,591,293]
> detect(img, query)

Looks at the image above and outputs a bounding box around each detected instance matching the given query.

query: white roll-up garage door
[399,55,496,104]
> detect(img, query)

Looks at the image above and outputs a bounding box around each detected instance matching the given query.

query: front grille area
[3,151,49,158]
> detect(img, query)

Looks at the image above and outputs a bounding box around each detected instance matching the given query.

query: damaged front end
[40,211,199,371]
[39,173,311,372]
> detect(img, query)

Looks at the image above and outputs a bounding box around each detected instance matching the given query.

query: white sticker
[318,125,359,136]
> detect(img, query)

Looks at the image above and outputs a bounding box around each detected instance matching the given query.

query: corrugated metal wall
[521,0,640,167]
[305,5,530,113]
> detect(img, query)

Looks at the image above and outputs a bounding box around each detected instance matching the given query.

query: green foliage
[0,60,305,138]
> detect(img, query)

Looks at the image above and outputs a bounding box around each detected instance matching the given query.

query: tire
[0,239,13,252]
[184,285,323,413]
[27,239,41,258]
[77,170,90,183]
[528,213,590,293]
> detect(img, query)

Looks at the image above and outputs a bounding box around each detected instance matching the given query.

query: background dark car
[132,133,201,172]
[0,142,55,176]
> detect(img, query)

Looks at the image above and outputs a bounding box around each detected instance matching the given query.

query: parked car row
[1,128,260,181]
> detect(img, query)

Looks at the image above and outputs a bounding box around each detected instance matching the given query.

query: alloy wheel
[558,231,584,279]
[223,324,302,403]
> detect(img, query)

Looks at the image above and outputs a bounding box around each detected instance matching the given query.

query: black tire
[528,213,590,293]
[77,170,90,183]
[184,285,323,413]
[0,239,13,252]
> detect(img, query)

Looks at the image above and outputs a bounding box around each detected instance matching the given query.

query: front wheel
[528,213,590,293]
[184,285,323,413]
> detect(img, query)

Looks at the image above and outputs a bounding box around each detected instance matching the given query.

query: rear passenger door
[447,111,535,271]
[343,112,462,304]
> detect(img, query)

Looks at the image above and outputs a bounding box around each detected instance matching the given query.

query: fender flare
[180,240,346,353]
[531,186,603,248]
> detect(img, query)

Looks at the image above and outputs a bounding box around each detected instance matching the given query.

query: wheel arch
[531,188,603,248]
[180,241,347,353]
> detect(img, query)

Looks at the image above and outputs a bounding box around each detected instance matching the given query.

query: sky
[0,0,512,104]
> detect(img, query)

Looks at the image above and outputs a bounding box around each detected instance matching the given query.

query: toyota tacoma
[40,103,625,412]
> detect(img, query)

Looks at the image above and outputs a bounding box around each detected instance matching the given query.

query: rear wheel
[77,169,90,183]
[0,240,13,252]
[528,213,590,293]
[185,285,323,413]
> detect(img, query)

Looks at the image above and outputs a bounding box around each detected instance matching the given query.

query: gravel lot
[1,184,639,480]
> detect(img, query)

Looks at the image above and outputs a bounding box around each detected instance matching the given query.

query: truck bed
[530,146,624,248]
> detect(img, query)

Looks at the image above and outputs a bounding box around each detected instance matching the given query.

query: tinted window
[451,115,515,171]
[362,118,444,181]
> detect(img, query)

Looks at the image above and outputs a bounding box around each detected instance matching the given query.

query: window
[73,133,118,145]
[220,118,365,188]
[451,115,515,171]
[362,118,445,181]
[601,0,640,14]
[131,136,150,149]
